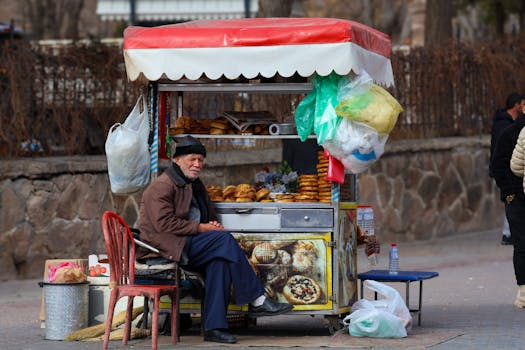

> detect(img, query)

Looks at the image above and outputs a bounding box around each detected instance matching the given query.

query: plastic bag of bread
[48,262,87,283]
[336,83,402,134]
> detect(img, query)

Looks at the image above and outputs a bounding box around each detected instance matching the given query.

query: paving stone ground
[1,229,522,350]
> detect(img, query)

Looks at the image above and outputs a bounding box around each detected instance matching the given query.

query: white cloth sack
[105,95,150,194]
[343,280,412,338]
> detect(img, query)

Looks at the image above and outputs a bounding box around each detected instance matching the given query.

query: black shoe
[248,298,294,317]
[501,235,513,245]
[204,329,237,344]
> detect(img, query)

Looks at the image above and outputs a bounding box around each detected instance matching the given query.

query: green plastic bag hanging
[294,89,316,141]
[313,73,342,144]
[294,73,342,144]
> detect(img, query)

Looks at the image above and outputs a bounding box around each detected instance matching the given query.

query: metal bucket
[40,282,89,340]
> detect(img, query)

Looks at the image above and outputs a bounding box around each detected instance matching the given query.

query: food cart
[122,17,394,333]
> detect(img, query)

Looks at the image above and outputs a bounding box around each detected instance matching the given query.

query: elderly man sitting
[137,136,293,344]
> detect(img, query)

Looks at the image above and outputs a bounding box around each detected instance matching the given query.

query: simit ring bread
[210,120,229,130]
[236,183,253,192]
[223,185,237,198]
[256,188,271,201]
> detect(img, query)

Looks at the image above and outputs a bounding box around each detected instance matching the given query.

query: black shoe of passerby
[501,235,513,245]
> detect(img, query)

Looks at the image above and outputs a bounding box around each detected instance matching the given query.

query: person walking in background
[489,93,525,245]
[491,111,525,308]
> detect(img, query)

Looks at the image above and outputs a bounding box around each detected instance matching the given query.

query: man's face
[175,153,205,180]
[520,100,525,114]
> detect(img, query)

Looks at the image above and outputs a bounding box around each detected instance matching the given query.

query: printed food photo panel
[233,233,331,309]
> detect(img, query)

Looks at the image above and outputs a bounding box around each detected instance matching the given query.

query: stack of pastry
[275,193,295,203]
[209,118,230,135]
[170,115,193,135]
[209,185,274,203]
[206,185,224,202]
[170,115,271,135]
[296,174,319,202]
[191,119,211,134]
[317,151,332,203]
[256,188,273,202]
[171,116,211,134]
[234,184,256,202]
[222,185,237,202]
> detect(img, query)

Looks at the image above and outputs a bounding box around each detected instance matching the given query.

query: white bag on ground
[105,95,150,194]
[343,280,412,338]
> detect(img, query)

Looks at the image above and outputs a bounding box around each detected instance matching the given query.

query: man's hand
[208,220,224,230]
[198,221,225,233]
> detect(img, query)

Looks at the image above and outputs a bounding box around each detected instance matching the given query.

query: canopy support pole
[149,83,159,179]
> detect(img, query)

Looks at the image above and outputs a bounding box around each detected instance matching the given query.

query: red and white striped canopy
[123,17,394,85]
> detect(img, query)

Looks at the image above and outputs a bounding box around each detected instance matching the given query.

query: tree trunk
[493,0,506,37]
[380,0,397,33]
[424,0,453,46]
[520,0,525,34]
[257,0,294,17]
[62,0,84,39]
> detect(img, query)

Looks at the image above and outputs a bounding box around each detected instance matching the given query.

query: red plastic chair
[101,211,178,350]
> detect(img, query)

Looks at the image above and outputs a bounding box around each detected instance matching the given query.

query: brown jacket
[137,166,217,262]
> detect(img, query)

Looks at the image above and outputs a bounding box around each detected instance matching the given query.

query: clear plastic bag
[345,307,407,338]
[322,118,388,174]
[336,84,402,134]
[105,95,151,194]
[337,70,374,102]
[343,280,412,338]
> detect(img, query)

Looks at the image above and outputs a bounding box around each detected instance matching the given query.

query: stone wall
[0,136,502,280]
[358,136,501,241]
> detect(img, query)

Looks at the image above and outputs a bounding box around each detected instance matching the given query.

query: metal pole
[130,0,136,25]
[149,83,159,180]
[244,0,251,18]
[9,19,14,40]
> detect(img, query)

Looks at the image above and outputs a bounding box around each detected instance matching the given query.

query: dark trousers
[505,196,525,285]
[182,230,264,330]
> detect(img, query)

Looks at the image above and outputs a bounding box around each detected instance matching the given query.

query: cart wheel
[324,314,347,335]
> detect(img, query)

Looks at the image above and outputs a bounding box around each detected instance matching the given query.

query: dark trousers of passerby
[505,194,525,285]
[181,230,265,331]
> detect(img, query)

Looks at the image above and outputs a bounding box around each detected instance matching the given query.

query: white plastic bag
[362,280,412,325]
[322,118,388,174]
[105,95,150,194]
[343,280,412,338]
